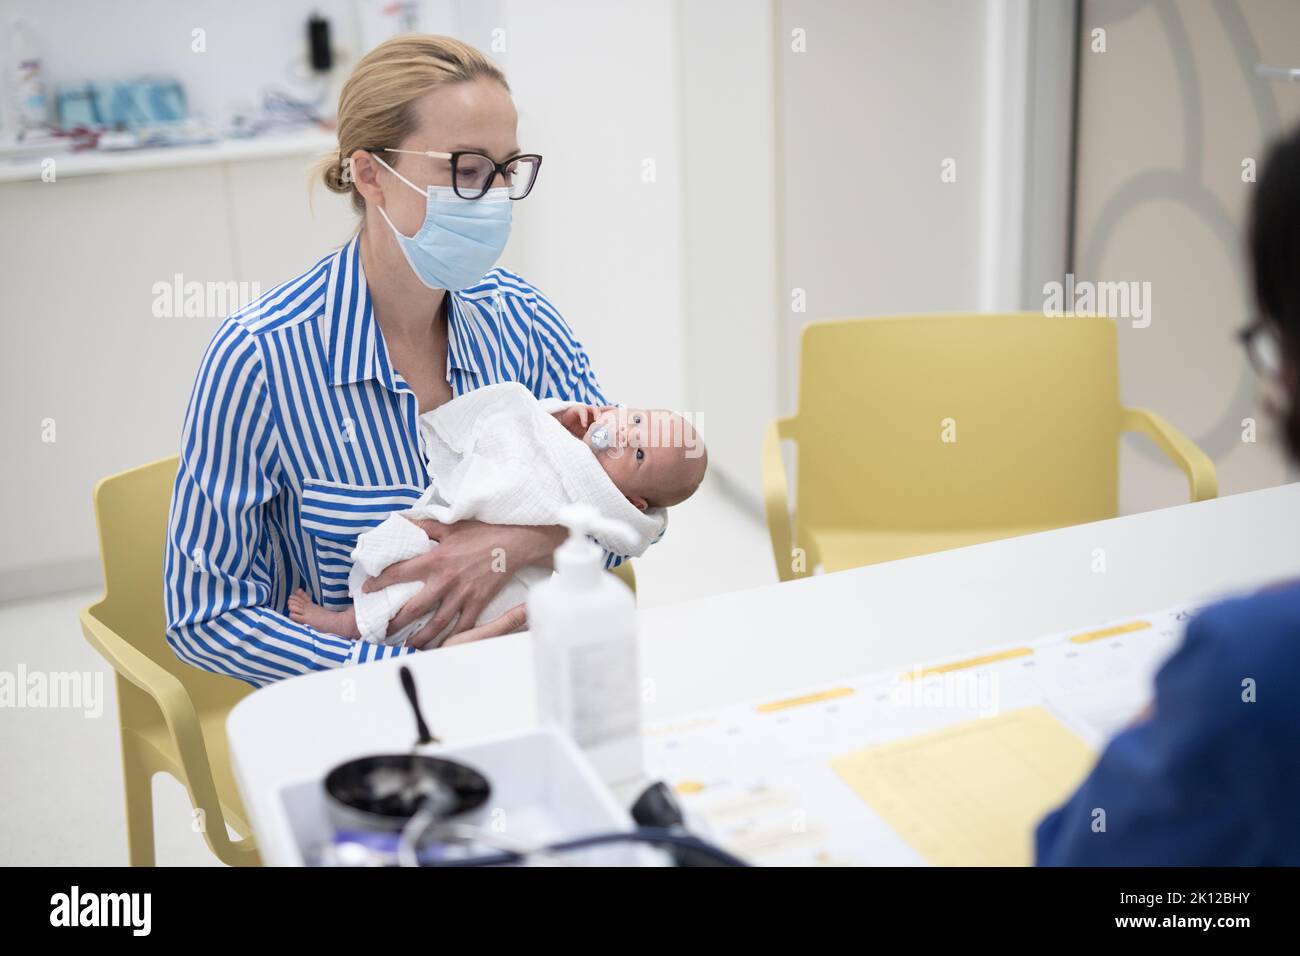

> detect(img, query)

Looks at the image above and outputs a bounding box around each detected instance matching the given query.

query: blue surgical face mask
[370,152,512,292]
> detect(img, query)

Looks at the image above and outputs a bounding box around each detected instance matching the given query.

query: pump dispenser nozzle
[554,504,633,586]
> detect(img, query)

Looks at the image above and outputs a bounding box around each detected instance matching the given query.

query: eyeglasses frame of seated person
[1238,316,1286,381]
[380,147,544,201]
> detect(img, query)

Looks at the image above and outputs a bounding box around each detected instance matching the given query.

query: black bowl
[324,754,491,830]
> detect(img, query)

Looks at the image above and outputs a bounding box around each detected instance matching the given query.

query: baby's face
[581,407,706,510]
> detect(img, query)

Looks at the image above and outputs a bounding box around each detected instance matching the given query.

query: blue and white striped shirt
[164,234,630,687]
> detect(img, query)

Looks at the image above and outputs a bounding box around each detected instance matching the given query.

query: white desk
[228,483,1300,865]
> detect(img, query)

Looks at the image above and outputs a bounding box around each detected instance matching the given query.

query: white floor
[0,474,775,866]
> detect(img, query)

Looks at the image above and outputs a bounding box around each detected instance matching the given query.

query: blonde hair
[313,34,509,217]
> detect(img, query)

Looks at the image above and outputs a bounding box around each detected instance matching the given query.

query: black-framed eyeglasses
[1238,317,1284,379]
[382,147,543,200]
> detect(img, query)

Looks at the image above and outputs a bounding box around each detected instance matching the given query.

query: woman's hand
[362,518,564,649]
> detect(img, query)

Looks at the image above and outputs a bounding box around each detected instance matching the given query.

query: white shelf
[0,127,339,184]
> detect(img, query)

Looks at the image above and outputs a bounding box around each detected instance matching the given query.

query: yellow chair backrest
[766,313,1216,579]
[793,312,1119,532]
[88,456,253,712]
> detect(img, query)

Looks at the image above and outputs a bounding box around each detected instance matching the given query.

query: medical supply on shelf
[10,19,49,131]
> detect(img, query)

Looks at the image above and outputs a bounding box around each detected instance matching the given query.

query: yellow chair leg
[121,731,157,867]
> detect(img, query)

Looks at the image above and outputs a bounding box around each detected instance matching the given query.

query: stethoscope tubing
[411,825,749,867]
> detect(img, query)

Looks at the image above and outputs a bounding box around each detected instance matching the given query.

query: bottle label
[539,633,639,749]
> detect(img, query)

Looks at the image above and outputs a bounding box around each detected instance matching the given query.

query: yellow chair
[610,557,637,595]
[763,313,1217,581]
[80,456,260,866]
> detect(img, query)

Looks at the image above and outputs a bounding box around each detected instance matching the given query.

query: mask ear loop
[369,151,432,240]
[369,151,428,198]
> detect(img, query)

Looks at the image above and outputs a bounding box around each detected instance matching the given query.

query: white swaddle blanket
[349,381,667,646]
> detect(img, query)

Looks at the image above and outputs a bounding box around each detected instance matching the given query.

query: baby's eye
[633,415,642,424]
[636,449,645,461]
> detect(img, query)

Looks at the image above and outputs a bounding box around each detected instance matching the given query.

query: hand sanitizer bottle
[530,504,643,787]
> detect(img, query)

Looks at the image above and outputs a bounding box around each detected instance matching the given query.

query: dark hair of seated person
[1249,124,1300,458]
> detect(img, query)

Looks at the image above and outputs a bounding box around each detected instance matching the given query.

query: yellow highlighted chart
[830,706,1097,866]
[900,646,1033,679]
[1069,620,1152,644]
[756,686,854,713]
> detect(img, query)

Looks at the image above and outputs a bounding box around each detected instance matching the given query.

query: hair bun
[311,150,352,197]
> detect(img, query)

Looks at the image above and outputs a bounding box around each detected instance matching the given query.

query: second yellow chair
[763,313,1217,581]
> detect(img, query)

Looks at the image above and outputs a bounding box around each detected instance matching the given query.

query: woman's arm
[362,519,565,648]
[163,320,414,687]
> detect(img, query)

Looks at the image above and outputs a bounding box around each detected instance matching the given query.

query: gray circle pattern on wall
[1077,0,1281,464]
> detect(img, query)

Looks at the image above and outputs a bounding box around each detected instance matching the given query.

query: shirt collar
[321,233,482,389]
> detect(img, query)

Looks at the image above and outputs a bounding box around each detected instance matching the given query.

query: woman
[163,36,630,687]
[1036,125,1300,865]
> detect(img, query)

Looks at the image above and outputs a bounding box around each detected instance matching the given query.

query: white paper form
[642,604,1201,866]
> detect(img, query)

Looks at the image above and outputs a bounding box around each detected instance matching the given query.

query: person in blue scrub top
[1035,125,1300,866]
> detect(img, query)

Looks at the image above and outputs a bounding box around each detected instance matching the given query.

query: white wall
[775,0,996,448]
[0,153,358,600]
[492,0,688,415]
[676,0,781,508]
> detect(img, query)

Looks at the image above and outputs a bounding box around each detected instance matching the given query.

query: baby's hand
[551,404,615,442]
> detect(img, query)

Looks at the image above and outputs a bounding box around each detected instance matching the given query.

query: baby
[550,403,708,511]
[289,394,707,644]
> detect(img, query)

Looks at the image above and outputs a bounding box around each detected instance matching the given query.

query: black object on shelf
[308,14,333,73]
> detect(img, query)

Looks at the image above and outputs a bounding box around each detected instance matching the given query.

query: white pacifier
[588,415,624,458]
